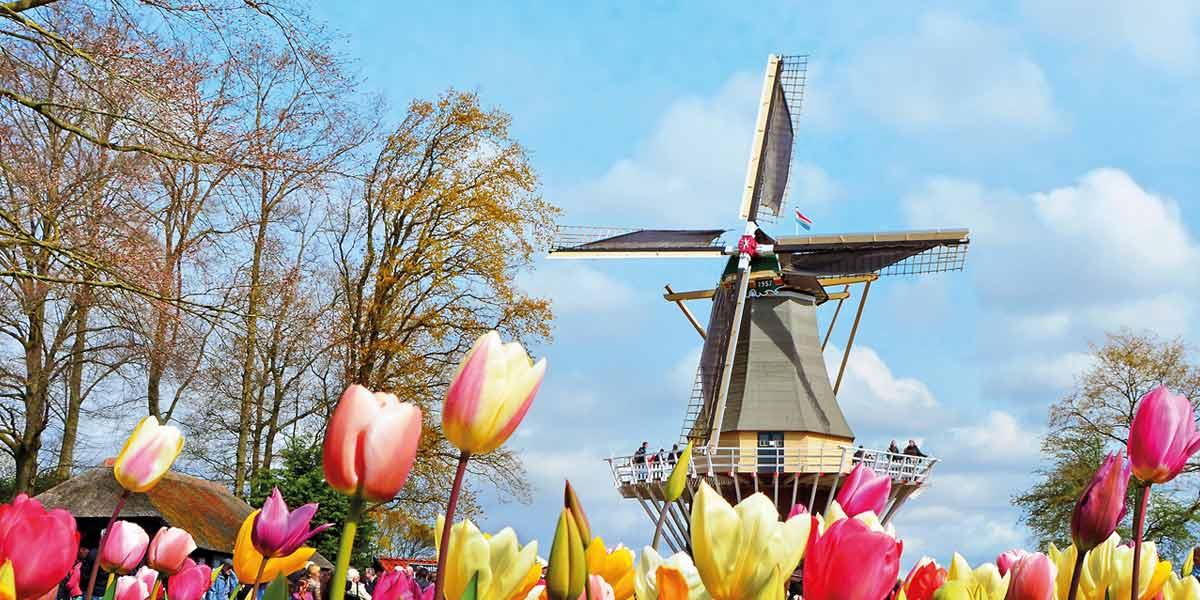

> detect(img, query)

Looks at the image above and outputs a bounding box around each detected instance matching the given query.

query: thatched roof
[36,467,332,567]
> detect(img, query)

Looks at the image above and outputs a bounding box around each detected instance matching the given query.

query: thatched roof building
[37,467,331,567]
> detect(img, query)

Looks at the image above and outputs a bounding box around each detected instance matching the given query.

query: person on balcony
[634,442,648,481]
[903,440,926,458]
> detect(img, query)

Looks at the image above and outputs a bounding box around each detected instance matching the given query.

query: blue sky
[310,1,1200,566]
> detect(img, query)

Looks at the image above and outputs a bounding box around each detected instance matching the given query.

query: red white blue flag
[794,209,813,230]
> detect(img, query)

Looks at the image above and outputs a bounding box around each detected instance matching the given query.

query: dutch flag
[794,209,813,231]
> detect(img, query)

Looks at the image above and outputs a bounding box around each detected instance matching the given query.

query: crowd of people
[631,441,684,481]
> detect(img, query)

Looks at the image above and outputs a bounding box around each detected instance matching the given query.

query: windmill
[548,55,970,553]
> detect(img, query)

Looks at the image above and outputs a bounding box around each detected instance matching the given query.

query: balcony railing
[606,444,937,488]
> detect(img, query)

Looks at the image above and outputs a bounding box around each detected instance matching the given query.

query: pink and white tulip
[113,575,150,600]
[113,417,183,493]
[251,487,332,558]
[1128,386,1200,484]
[1005,553,1056,600]
[443,331,546,455]
[996,549,1030,577]
[99,521,149,575]
[146,527,196,575]
[835,463,892,517]
[322,385,423,501]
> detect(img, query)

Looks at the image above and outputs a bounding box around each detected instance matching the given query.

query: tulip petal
[654,567,688,600]
[233,511,315,583]
[358,402,422,502]
[322,385,380,495]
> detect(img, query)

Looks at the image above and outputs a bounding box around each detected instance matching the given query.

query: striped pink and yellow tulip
[443,331,546,455]
[113,417,183,493]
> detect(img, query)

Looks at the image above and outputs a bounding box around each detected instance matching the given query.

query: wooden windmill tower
[548,55,970,553]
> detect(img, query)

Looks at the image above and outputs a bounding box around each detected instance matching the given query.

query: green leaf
[263,574,289,600]
[459,572,479,600]
[102,574,117,600]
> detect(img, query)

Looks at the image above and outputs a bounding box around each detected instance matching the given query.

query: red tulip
[147,527,196,575]
[114,575,149,600]
[996,549,1029,577]
[0,494,80,600]
[322,384,423,501]
[251,487,332,558]
[903,559,948,600]
[1071,450,1130,551]
[66,564,81,597]
[1128,386,1200,484]
[836,463,892,517]
[166,559,212,600]
[99,521,149,575]
[803,518,902,600]
[1005,553,1055,600]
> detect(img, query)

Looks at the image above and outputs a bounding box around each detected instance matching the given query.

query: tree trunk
[15,306,47,495]
[233,216,267,497]
[54,287,90,480]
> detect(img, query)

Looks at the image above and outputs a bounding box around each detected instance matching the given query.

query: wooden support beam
[662,288,716,301]
[826,291,850,301]
[818,273,879,287]
[664,284,707,339]
[791,473,800,510]
[834,279,872,395]
[821,284,850,351]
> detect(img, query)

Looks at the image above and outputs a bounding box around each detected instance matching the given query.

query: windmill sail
[548,227,726,259]
[739,55,807,221]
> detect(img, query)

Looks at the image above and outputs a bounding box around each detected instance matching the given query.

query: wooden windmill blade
[547,226,728,259]
[739,55,807,222]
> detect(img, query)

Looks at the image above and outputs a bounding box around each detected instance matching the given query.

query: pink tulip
[66,563,82,597]
[996,549,1030,577]
[443,331,546,455]
[251,487,332,558]
[114,575,150,600]
[372,569,431,600]
[1128,386,1200,484]
[322,385,423,501]
[146,527,196,575]
[835,463,892,517]
[100,521,149,575]
[577,575,614,600]
[802,517,902,600]
[1005,553,1056,600]
[787,503,807,519]
[166,559,212,600]
[113,416,184,493]
[1071,450,1131,551]
[0,494,79,600]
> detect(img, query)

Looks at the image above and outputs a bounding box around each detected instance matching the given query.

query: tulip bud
[1128,386,1200,484]
[443,331,546,455]
[996,549,1029,577]
[1005,553,1055,600]
[166,559,212,600]
[564,481,592,543]
[100,521,150,575]
[114,575,150,600]
[113,416,183,493]
[664,443,693,503]
[147,527,197,575]
[547,509,587,600]
[1070,450,1131,552]
[322,385,423,502]
[835,463,892,518]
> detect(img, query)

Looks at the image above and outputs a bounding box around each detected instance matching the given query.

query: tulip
[690,482,809,600]
[443,331,546,455]
[100,521,150,575]
[433,516,539,600]
[167,559,212,600]
[1128,386,1200,484]
[1110,539,1172,600]
[1065,452,1131,600]
[114,416,184,493]
[934,580,970,600]
[322,385,423,502]
[371,569,432,600]
[947,554,1008,600]
[146,527,197,575]
[546,510,587,600]
[114,575,150,600]
[996,550,1030,578]
[0,494,80,600]
[1006,553,1056,600]
[585,538,634,600]
[802,518,901,600]
[652,569,686,600]
[836,463,892,517]
[252,488,332,559]
[66,563,82,598]
[134,567,158,596]
[232,510,316,584]
[816,500,896,539]
[0,561,14,600]
[632,547,709,600]
[564,482,592,544]
[904,558,948,600]
[579,576,614,600]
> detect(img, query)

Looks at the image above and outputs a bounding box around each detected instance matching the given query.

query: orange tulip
[655,568,688,600]
[232,510,315,584]
[322,385,422,502]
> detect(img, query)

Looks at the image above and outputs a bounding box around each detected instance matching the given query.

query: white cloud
[521,262,638,316]
[945,411,1043,465]
[825,344,940,433]
[833,12,1061,133]
[1022,0,1200,74]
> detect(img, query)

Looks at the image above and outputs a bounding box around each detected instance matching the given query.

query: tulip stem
[250,557,269,600]
[651,502,669,551]
[434,451,472,600]
[1130,483,1151,600]
[150,580,162,600]
[85,489,129,600]
[1066,550,1085,600]
[330,495,364,600]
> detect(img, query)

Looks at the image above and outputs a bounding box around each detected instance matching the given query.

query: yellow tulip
[232,510,314,583]
[1048,535,1172,600]
[632,547,709,600]
[1163,569,1200,600]
[946,553,1008,600]
[435,516,539,600]
[816,500,896,538]
[0,560,13,600]
[113,416,184,493]
[689,482,809,600]
[586,538,635,600]
[506,561,543,600]
[664,443,693,503]
[545,510,586,600]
